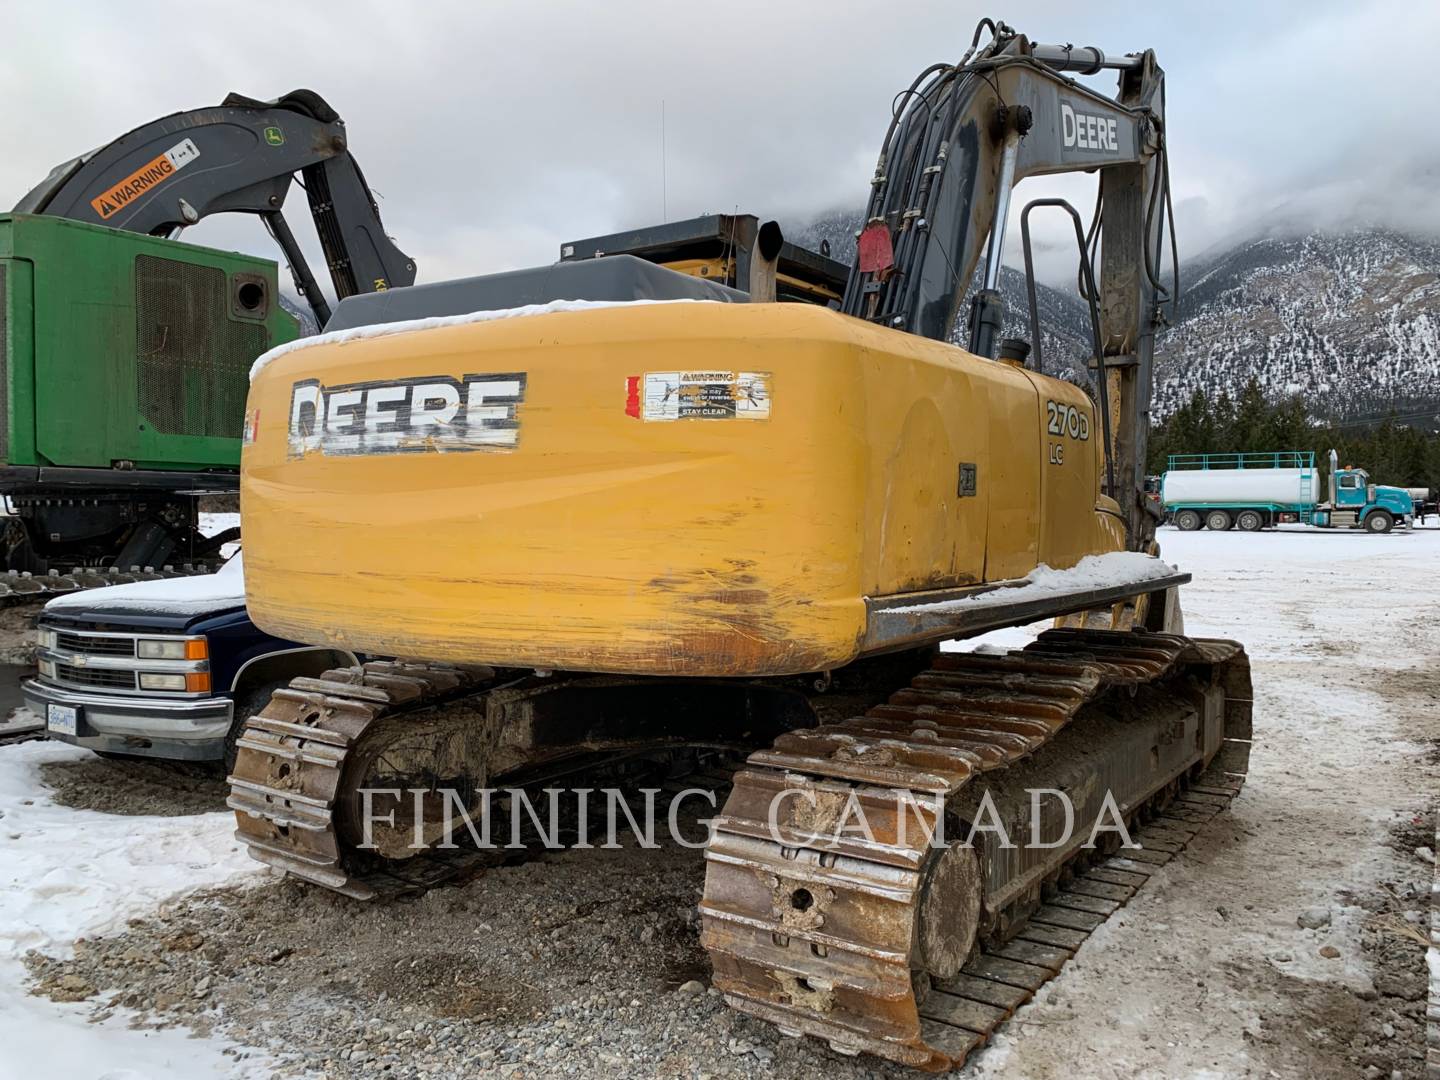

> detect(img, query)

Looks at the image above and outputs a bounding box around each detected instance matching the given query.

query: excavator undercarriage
[702,629,1250,1069]
[228,627,1251,1069]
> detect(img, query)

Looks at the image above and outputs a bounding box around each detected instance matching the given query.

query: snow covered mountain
[795,211,1440,424]
[279,293,321,336]
[1152,230,1440,423]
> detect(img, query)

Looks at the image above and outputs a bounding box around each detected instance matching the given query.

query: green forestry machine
[0,90,413,595]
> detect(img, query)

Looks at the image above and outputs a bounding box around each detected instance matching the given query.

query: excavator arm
[842,22,1174,550]
[14,89,415,324]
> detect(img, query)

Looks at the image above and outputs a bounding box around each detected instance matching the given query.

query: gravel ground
[18,764,1433,1080]
[25,796,910,1079]
[37,755,229,817]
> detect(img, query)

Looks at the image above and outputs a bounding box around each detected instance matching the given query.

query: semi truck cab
[1318,465,1413,530]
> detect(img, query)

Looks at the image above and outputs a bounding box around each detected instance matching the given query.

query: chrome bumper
[22,678,233,761]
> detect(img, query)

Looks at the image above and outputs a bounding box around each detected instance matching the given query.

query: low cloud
[4,0,1432,303]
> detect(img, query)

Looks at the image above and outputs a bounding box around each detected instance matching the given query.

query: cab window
[1339,475,1359,489]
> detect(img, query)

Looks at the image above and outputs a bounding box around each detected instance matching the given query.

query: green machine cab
[0,215,296,571]
[0,215,297,473]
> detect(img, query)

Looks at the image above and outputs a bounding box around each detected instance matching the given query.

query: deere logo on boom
[1060,103,1119,154]
[89,138,201,220]
[287,373,526,457]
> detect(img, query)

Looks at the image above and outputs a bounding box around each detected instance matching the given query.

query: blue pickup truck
[23,555,358,767]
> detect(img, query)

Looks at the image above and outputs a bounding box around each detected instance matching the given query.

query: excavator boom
[844,23,1173,550]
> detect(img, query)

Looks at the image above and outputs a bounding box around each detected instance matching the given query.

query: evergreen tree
[1148,391,1440,495]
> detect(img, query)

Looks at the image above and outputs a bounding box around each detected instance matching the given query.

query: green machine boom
[2,89,414,580]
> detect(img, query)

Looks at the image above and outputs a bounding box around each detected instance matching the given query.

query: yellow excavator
[228,19,1252,1071]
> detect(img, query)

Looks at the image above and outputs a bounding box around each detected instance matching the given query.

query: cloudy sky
[4,0,1436,304]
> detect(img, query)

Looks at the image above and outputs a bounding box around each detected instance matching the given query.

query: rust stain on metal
[772,970,836,1013]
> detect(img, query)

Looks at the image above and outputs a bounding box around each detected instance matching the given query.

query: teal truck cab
[1162,450,1414,534]
[1323,463,1414,531]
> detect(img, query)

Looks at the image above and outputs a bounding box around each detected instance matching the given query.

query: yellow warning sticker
[89,138,201,220]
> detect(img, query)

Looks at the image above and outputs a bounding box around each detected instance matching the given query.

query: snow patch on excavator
[248,298,713,382]
[885,551,1178,615]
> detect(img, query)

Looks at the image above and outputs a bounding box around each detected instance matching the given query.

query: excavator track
[0,726,46,748]
[227,660,490,899]
[227,660,749,900]
[699,628,1252,1071]
[0,562,225,606]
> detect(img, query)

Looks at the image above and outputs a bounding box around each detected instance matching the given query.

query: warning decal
[89,138,202,220]
[633,371,771,421]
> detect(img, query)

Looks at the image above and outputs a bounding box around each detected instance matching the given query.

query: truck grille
[54,631,136,658]
[134,255,268,439]
[53,663,137,691]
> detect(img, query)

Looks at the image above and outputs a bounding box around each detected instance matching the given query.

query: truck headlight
[139,672,188,691]
[38,658,55,679]
[138,638,198,660]
[36,628,56,650]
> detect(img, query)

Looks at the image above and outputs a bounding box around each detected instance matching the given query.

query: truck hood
[40,556,246,628]
[1376,485,1415,511]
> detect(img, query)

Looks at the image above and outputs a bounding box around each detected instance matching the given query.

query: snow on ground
[0,741,267,1080]
[199,513,241,561]
[199,513,239,537]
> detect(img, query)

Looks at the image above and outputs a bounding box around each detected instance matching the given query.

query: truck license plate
[47,703,78,736]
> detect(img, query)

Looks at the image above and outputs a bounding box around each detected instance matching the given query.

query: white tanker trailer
[1160,450,1414,534]
[1405,486,1435,515]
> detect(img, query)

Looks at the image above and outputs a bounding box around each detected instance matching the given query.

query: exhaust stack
[1327,448,1338,505]
[748,220,784,303]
